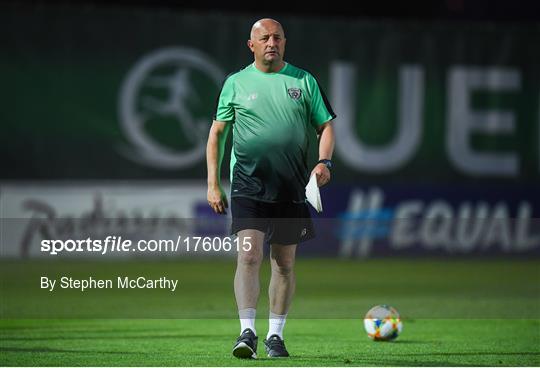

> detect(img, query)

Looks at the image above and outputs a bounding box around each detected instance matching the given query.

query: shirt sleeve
[213,75,235,122]
[306,73,336,129]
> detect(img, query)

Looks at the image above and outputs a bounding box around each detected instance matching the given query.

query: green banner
[1,5,539,182]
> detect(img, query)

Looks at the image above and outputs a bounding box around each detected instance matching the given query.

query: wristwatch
[317,159,332,169]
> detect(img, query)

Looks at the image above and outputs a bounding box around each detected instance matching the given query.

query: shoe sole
[232,342,257,359]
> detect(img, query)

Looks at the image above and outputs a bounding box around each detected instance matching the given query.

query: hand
[311,163,331,187]
[207,185,228,214]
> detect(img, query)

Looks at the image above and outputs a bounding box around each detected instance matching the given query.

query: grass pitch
[1,258,539,366]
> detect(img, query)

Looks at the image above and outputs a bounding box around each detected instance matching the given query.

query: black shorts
[231,197,315,245]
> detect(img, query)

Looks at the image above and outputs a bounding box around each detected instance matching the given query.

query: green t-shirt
[214,62,336,203]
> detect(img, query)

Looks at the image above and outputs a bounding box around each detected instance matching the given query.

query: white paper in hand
[305,173,323,213]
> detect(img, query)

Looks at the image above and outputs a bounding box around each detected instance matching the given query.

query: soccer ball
[363,304,403,341]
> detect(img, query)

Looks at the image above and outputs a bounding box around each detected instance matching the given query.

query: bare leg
[234,229,265,310]
[232,230,265,358]
[268,243,297,315]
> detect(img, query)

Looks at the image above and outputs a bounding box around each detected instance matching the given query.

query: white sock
[239,308,256,335]
[267,312,287,339]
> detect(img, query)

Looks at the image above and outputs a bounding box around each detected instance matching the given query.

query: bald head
[247,18,287,72]
[250,18,285,40]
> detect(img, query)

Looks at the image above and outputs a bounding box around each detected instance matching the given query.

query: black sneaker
[232,328,258,359]
[264,334,290,357]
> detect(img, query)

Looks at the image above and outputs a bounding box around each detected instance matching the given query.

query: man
[206,18,335,359]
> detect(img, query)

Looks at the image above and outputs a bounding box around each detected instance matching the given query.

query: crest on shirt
[287,88,302,100]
